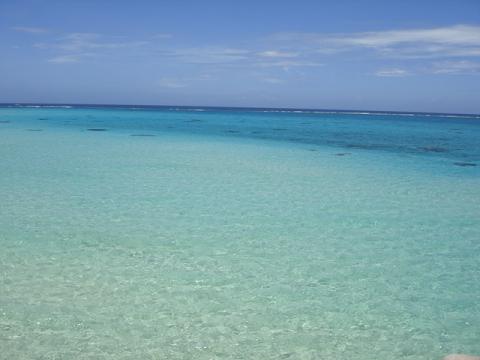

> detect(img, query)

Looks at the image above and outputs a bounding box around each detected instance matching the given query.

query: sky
[1,0,479,113]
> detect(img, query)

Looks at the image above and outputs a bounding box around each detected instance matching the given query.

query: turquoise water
[0,105,479,359]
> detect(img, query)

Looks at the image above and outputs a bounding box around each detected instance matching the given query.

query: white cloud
[48,54,83,64]
[47,52,96,64]
[168,47,250,64]
[432,60,480,74]
[257,60,323,69]
[12,26,49,34]
[29,24,480,78]
[374,61,480,76]
[258,50,298,58]
[35,32,150,64]
[375,68,410,77]
[36,33,148,52]
[270,25,480,59]
[332,25,480,47]
[262,77,284,84]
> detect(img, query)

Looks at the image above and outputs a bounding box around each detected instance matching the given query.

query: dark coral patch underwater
[453,162,477,167]
[419,146,449,153]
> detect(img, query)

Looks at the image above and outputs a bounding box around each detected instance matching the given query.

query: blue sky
[1,0,479,113]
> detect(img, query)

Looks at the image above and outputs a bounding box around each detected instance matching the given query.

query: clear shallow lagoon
[0,105,479,359]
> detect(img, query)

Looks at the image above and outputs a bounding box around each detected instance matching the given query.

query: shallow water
[0,105,479,359]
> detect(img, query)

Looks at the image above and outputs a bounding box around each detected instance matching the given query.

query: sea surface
[0,104,479,359]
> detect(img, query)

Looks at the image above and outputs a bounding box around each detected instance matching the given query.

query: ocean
[0,104,479,359]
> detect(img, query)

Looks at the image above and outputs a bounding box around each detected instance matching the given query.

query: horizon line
[1,102,479,118]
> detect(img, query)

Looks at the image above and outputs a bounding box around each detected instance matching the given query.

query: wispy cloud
[257,50,298,58]
[261,77,285,84]
[330,25,480,47]
[34,32,149,64]
[36,33,149,52]
[47,53,93,64]
[270,25,480,59]
[256,60,324,70]
[167,47,250,64]
[12,26,49,34]
[166,47,323,68]
[48,55,81,64]
[432,60,480,74]
[27,24,480,79]
[375,68,410,77]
